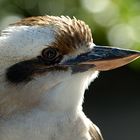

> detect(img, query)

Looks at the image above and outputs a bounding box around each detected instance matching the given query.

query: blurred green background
[0,0,140,140]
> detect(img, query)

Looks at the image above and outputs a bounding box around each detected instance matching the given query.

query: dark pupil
[43,48,57,60]
[47,50,56,59]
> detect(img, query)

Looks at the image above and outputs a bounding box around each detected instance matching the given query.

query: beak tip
[129,50,140,59]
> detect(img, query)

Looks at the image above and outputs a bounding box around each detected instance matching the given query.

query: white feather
[0,70,98,140]
[0,21,100,140]
[0,25,56,72]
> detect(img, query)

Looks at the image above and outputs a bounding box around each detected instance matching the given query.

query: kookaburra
[0,15,139,140]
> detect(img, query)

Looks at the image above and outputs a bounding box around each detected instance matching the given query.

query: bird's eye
[40,48,62,65]
[42,48,59,61]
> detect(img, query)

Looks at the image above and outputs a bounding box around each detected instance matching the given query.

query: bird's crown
[14,15,93,53]
[0,16,93,72]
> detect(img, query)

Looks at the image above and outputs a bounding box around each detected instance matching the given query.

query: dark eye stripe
[6,60,36,84]
[6,54,63,84]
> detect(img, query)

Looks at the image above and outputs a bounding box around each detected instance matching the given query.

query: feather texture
[0,15,103,140]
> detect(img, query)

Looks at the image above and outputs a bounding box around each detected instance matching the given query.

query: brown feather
[89,122,104,140]
[13,16,93,55]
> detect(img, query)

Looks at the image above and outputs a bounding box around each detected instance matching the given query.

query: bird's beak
[63,46,140,71]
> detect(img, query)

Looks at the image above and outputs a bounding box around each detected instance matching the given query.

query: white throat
[39,71,99,113]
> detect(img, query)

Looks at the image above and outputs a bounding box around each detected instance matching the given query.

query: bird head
[0,16,139,115]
